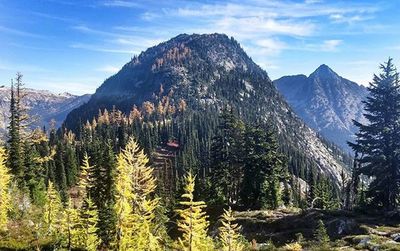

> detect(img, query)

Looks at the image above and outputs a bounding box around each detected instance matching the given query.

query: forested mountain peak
[93,33,261,99]
[64,33,350,186]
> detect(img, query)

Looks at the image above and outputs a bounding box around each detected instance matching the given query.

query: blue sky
[0,0,399,95]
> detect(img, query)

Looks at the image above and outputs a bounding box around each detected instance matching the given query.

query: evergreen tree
[314,219,329,245]
[176,171,214,251]
[64,141,78,187]
[211,110,244,204]
[0,147,12,231]
[241,124,286,209]
[218,207,245,251]
[349,58,400,210]
[7,74,24,186]
[54,142,68,201]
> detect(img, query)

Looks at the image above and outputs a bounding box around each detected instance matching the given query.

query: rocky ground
[233,208,400,250]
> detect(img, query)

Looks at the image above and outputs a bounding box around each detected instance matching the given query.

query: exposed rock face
[0,86,91,139]
[64,33,349,184]
[275,65,368,153]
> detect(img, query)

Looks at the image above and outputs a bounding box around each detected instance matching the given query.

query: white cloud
[249,38,287,56]
[0,26,43,38]
[321,39,342,51]
[102,0,141,8]
[305,0,323,4]
[33,77,103,95]
[214,17,315,38]
[0,61,49,73]
[70,43,138,54]
[329,14,373,24]
[96,66,120,74]
[141,12,160,21]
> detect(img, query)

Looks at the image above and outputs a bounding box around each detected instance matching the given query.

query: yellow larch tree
[78,153,95,200]
[69,153,100,251]
[176,171,214,251]
[65,197,80,250]
[218,207,246,251]
[0,147,12,231]
[43,181,65,236]
[114,137,161,251]
[79,197,101,251]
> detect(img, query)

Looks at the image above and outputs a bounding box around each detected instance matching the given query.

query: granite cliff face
[275,64,368,152]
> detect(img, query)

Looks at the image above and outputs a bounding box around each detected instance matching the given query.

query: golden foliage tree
[218,207,245,251]
[114,137,161,250]
[43,181,65,235]
[176,171,214,251]
[0,147,12,231]
[79,197,101,251]
[78,153,95,200]
[67,153,100,251]
[65,198,80,249]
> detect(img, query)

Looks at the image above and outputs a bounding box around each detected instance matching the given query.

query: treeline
[0,73,341,249]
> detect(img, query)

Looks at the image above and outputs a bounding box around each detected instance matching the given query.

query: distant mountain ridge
[0,86,91,138]
[274,64,368,152]
[64,33,349,184]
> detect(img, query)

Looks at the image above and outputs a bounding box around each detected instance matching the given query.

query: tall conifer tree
[349,58,400,210]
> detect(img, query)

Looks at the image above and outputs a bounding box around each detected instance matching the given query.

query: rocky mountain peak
[275,65,368,152]
[309,64,339,80]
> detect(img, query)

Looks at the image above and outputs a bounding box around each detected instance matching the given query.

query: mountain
[274,65,368,153]
[64,33,349,184]
[0,86,91,138]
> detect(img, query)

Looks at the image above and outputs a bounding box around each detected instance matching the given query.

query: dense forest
[0,59,400,250]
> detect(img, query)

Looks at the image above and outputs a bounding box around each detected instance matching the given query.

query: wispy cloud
[96,65,120,74]
[0,61,49,73]
[141,12,160,21]
[213,17,315,38]
[28,11,77,23]
[321,39,342,51]
[0,26,44,38]
[102,0,141,8]
[329,14,374,24]
[70,43,138,54]
[250,38,287,56]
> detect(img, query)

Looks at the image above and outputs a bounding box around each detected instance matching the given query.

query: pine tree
[0,147,12,231]
[114,137,161,250]
[241,124,286,209]
[176,171,214,251]
[211,110,244,204]
[7,74,24,186]
[55,142,68,201]
[314,219,329,245]
[65,142,78,187]
[92,143,117,247]
[218,207,245,251]
[349,58,400,210]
